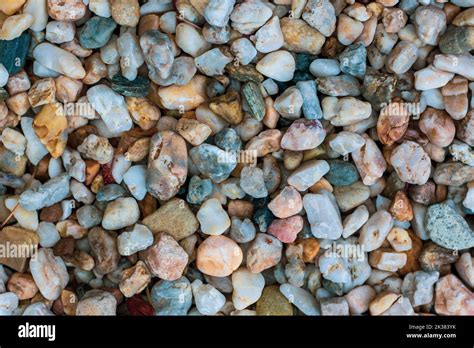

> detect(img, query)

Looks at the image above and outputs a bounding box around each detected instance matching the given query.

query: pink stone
[267,215,304,243]
[246,233,282,273]
[267,186,303,218]
[435,274,474,315]
[140,233,188,281]
[280,119,326,151]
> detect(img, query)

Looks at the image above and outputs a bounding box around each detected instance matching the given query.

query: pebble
[426,203,474,250]
[281,119,326,151]
[37,222,61,248]
[0,292,19,316]
[142,232,188,281]
[102,197,140,230]
[359,210,394,252]
[240,166,268,198]
[117,224,153,256]
[197,235,243,277]
[256,50,296,82]
[268,186,302,219]
[151,277,192,315]
[304,192,343,239]
[247,233,282,273]
[352,134,387,186]
[390,141,431,185]
[345,285,376,315]
[19,173,70,211]
[142,198,198,241]
[232,267,265,310]
[30,248,69,301]
[76,290,117,316]
[87,85,133,134]
[146,131,188,200]
[333,181,371,212]
[268,215,304,244]
[325,160,359,187]
[401,270,439,307]
[190,144,237,183]
[280,283,319,316]
[197,198,231,235]
[456,253,474,289]
[256,285,293,315]
[435,274,474,315]
[191,279,226,316]
[280,18,325,55]
[302,0,336,37]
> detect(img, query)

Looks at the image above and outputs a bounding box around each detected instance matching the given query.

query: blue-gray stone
[19,174,70,211]
[295,54,317,72]
[292,71,313,83]
[242,81,265,121]
[296,80,323,119]
[253,206,274,232]
[77,205,103,228]
[426,203,474,250]
[79,16,117,49]
[110,74,150,97]
[189,144,237,183]
[0,171,25,189]
[96,184,126,202]
[206,79,226,98]
[186,176,213,205]
[215,128,242,152]
[339,42,367,78]
[325,160,359,187]
[0,32,31,74]
[273,262,287,284]
[151,277,192,316]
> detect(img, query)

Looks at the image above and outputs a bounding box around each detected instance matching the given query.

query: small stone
[141,232,189,281]
[37,222,61,248]
[197,235,243,277]
[122,165,147,201]
[190,144,237,183]
[209,90,244,125]
[87,85,133,134]
[256,50,296,82]
[30,248,68,301]
[111,0,140,27]
[274,87,303,119]
[280,283,319,315]
[231,267,265,310]
[102,197,140,231]
[281,119,326,151]
[230,0,273,35]
[369,248,407,272]
[151,277,192,315]
[79,16,117,49]
[419,108,455,148]
[76,289,117,316]
[76,205,102,229]
[401,270,439,307]
[230,217,256,243]
[7,273,38,300]
[414,65,454,91]
[387,227,412,252]
[88,227,119,274]
[343,205,369,238]
[419,242,459,272]
[339,43,366,78]
[426,203,474,250]
[414,5,446,45]
[19,174,70,211]
[256,285,293,315]
[1,127,26,156]
[435,274,474,315]
[242,81,266,121]
[328,131,365,156]
[345,285,376,315]
[456,253,474,289]
[255,16,284,53]
[191,279,226,316]
[433,162,474,186]
[302,0,336,37]
[197,198,231,235]
[352,134,387,186]
[386,41,418,75]
[304,192,343,239]
[268,186,302,219]
[325,160,359,187]
[230,38,257,66]
[119,261,151,298]
[117,224,154,256]
[268,215,303,243]
[142,198,199,241]
[359,210,394,252]
[33,103,68,158]
[0,292,19,316]
[333,181,371,213]
[33,43,85,79]
[320,297,349,316]
[247,233,282,273]
[195,48,232,77]
[337,14,364,46]
[369,291,400,316]
[176,118,212,146]
[240,166,267,198]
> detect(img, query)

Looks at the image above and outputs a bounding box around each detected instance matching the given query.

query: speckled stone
[426,203,474,250]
